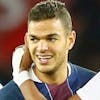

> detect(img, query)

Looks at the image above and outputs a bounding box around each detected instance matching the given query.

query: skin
[68,94,81,100]
[20,80,47,100]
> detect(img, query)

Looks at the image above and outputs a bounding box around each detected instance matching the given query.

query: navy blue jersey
[0,63,96,100]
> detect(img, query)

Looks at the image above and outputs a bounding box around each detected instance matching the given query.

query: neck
[34,64,68,85]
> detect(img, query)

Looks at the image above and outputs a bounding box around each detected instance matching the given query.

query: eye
[47,37,57,42]
[30,37,39,43]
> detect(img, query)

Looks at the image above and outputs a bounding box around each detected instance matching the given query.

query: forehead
[28,18,66,36]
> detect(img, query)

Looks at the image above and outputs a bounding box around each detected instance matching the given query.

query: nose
[37,40,48,52]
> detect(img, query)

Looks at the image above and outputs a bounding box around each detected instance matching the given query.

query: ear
[67,30,76,50]
[24,32,28,47]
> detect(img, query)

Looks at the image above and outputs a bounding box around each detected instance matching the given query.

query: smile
[36,55,53,64]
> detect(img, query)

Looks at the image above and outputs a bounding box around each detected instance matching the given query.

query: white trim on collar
[0,84,3,89]
[29,67,42,83]
[67,63,71,76]
[29,63,71,83]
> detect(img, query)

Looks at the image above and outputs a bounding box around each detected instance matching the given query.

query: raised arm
[12,45,47,100]
[68,94,81,100]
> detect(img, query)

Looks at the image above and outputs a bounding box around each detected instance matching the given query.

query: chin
[39,68,56,75]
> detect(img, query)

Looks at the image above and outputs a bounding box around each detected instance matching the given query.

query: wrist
[13,70,31,86]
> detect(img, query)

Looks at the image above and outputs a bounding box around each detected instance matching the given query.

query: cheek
[55,44,67,57]
[60,45,68,59]
[28,44,35,57]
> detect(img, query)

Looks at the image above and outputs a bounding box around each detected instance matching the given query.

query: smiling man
[0,0,96,100]
[27,18,73,84]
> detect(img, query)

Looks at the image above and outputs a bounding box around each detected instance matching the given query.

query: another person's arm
[68,94,81,100]
[12,45,47,100]
[20,80,47,100]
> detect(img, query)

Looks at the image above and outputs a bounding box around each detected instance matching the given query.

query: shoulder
[70,63,96,78]
[0,80,24,100]
[68,62,96,93]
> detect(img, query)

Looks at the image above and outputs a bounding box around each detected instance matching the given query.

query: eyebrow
[28,34,36,38]
[47,33,59,38]
[28,33,59,38]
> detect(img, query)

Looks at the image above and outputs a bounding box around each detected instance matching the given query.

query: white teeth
[38,56,52,59]
[37,55,52,64]
[40,58,48,62]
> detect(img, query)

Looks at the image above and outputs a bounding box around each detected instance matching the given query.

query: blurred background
[0,0,100,85]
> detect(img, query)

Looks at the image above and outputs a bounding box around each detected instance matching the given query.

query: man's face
[27,18,75,74]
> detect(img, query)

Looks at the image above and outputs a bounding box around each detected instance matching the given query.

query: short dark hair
[28,0,72,33]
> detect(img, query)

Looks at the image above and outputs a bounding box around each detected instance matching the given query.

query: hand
[68,94,81,100]
[19,45,33,72]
